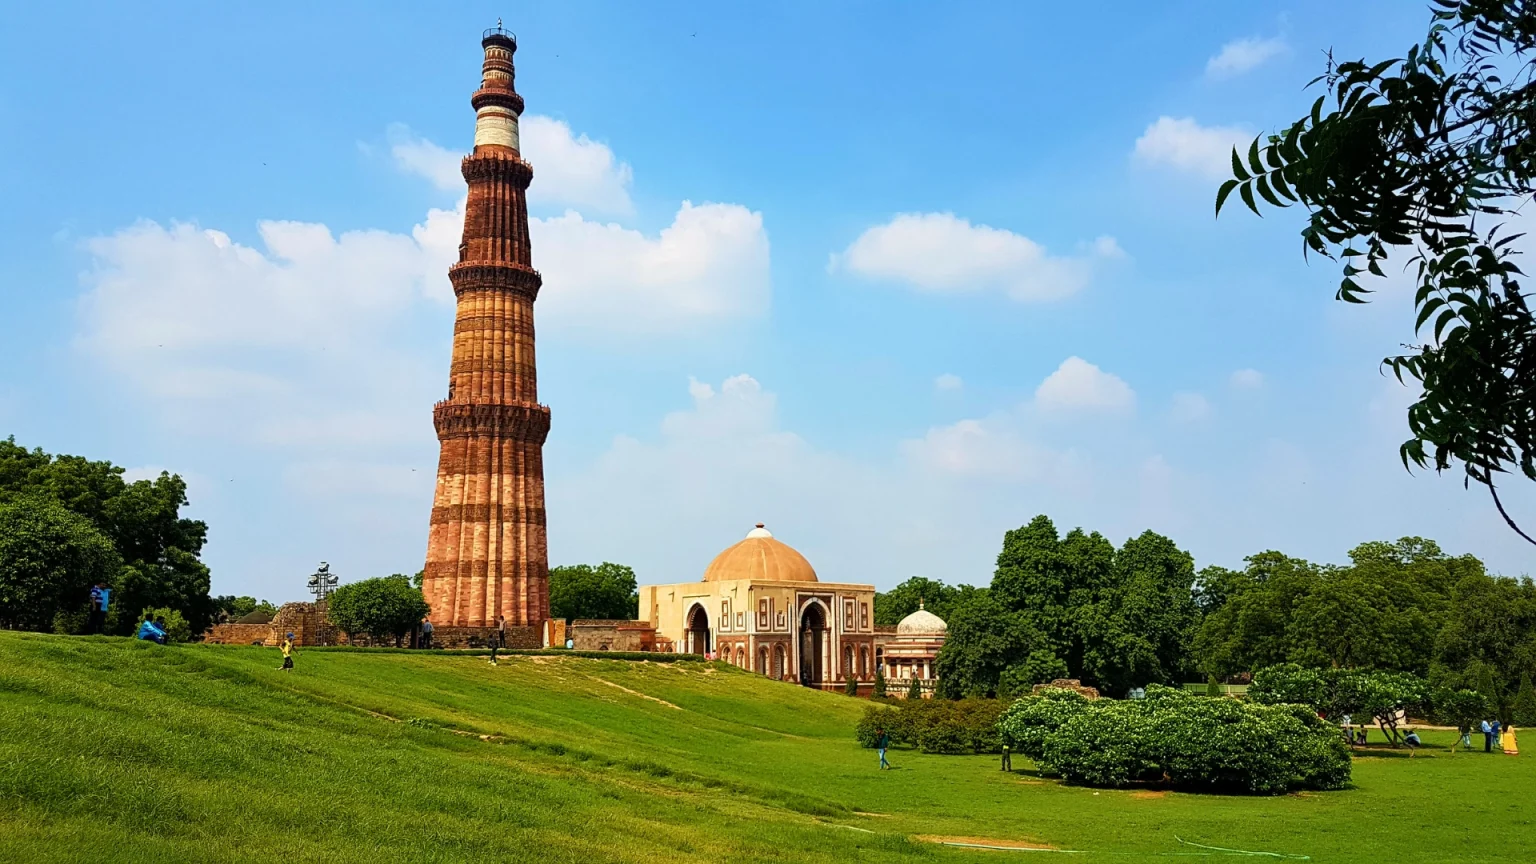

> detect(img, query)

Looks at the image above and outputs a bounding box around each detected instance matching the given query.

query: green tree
[326,575,430,646]
[1087,530,1199,693]
[548,563,639,622]
[998,650,1069,698]
[1216,2,1536,542]
[874,576,959,627]
[1434,687,1490,750]
[871,666,887,699]
[845,674,858,696]
[0,438,213,633]
[1511,674,1536,726]
[907,675,923,700]
[0,496,121,632]
[933,588,1037,699]
[213,596,277,621]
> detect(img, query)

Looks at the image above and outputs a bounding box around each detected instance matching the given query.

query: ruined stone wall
[570,620,656,652]
[203,623,274,645]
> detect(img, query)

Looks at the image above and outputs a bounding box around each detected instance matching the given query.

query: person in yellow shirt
[279,633,294,672]
[1505,725,1519,756]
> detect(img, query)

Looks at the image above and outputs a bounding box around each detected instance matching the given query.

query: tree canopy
[0,437,213,633]
[935,515,1199,698]
[874,576,961,627]
[326,575,430,646]
[548,563,639,622]
[0,496,120,631]
[1217,0,1536,542]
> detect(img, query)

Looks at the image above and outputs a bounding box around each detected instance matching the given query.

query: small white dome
[745,523,773,539]
[896,602,947,636]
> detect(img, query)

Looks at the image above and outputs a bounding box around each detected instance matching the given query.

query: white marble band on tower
[474,104,521,150]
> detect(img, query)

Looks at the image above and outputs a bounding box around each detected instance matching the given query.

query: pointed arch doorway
[685,604,710,656]
[798,602,826,687]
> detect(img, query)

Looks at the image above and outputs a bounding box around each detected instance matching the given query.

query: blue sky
[2,1,1529,602]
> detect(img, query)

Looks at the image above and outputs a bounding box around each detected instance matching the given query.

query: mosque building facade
[619,524,947,693]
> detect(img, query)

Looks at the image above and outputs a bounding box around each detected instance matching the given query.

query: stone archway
[757,645,768,674]
[843,644,854,682]
[859,646,869,680]
[735,645,745,668]
[773,644,786,680]
[685,604,710,656]
[799,603,826,687]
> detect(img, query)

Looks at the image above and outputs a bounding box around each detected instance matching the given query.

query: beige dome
[896,602,947,636]
[702,524,819,583]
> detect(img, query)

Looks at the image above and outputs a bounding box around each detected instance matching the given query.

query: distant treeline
[875,515,1533,717]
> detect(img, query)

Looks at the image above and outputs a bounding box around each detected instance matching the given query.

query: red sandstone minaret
[422,23,550,631]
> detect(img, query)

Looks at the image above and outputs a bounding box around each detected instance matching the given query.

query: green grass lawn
[0,632,1530,863]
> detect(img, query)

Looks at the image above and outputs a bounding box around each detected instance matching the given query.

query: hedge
[997,685,1350,794]
[855,698,1006,754]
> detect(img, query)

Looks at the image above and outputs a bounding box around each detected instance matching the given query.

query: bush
[855,705,899,748]
[918,720,970,754]
[997,683,1350,794]
[853,697,1005,754]
[997,686,1092,760]
[134,607,191,643]
[871,667,886,699]
[845,675,858,696]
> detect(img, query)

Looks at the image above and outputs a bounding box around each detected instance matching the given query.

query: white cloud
[532,201,770,333]
[1206,36,1288,79]
[935,373,964,392]
[1133,116,1253,180]
[831,212,1120,302]
[388,125,462,191]
[1034,357,1135,413]
[389,118,634,216]
[521,116,635,216]
[1231,368,1265,390]
[1169,391,1212,423]
[74,122,769,455]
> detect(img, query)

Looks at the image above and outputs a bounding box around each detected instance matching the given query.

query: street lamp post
[307,562,339,645]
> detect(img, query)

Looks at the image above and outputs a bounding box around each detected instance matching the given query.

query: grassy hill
[1,633,1532,863]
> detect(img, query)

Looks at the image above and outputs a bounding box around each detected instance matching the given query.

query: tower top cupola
[473,19,524,152]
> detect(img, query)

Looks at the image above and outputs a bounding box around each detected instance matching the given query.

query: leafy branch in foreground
[1217,0,1536,544]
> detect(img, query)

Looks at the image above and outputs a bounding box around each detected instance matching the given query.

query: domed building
[883,601,949,693]
[635,523,880,690]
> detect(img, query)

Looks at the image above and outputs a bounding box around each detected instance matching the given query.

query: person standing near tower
[422,23,553,643]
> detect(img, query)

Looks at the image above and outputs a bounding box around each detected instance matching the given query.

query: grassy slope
[1,634,1532,863]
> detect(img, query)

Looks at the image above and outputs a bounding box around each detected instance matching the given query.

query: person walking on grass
[1504,725,1519,756]
[1482,719,1494,752]
[877,728,891,770]
[488,625,501,666]
[279,633,295,672]
[420,617,433,650]
[1493,719,1503,752]
[1001,744,1012,772]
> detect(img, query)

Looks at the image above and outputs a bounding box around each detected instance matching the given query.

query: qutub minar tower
[422,24,550,631]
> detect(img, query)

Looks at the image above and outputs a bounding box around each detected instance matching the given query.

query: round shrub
[855,705,898,748]
[1041,700,1158,787]
[996,687,1092,760]
[997,685,1350,794]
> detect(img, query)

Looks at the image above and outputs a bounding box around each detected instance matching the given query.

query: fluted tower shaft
[423,28,550,629]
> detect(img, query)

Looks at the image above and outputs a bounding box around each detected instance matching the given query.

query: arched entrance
[799,603,826,687]
[772,644,786,680]
[685,604,710,656]
[757,646,768,674]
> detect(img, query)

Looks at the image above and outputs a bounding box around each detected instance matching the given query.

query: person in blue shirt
[136,617,166,644]
[87,583,111,635]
